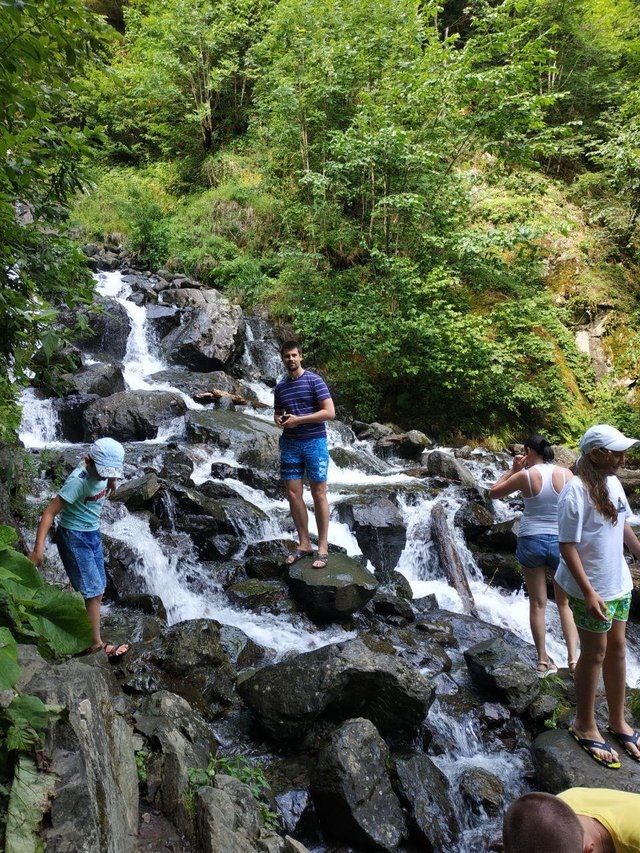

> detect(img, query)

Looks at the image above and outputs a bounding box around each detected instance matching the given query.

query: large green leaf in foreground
[0,627,21,689]
[26,585,92,656]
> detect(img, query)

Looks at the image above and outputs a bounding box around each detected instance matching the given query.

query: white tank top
[518,464,566,537]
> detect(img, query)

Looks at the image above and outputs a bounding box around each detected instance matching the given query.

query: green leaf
[5,723,37,753]
[0,525,18,548]
[0,547,43,589]
[24,585,92,655]
[5,755,58,852]
[6,694,63,732]
[0,626,21,689]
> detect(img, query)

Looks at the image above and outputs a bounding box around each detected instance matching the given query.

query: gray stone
[194,786,257,853]
[238,638,433,743]
[464,637,540,714]
[427,450,476,487]
[334,496,406,580]
[62,363,125,398]
[397,429,433,459]
[458,766,504,816]
[187,409,280,474]
[66,296,131,362]
[83,390,187,441]
[311,718,407,851]
[113,472,161,510]
[395,753,459,850]
[16,646,138,853]
[287,552,378,620]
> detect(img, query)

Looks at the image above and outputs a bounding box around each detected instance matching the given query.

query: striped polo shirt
[274,370,331,440]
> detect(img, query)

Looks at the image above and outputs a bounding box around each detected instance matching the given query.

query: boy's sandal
[286,549,314,565]
[606,726,640,762]
[535,659,558,677]
[74,642,106,658]
[569,726,620,769]
[103,641,130,661]
[312,553,329,569]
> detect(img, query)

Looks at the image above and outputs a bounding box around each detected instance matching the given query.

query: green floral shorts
[568,592,632,633]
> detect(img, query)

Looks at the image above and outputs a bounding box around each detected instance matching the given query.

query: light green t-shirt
[58,466,108,532]
[558,788,640,853]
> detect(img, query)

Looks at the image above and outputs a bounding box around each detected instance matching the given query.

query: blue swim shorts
[516,534,560,571]
[56,526,106,599]
[279,435,330,483]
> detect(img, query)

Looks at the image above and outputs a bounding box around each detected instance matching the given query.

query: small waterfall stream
[18,269,640,851]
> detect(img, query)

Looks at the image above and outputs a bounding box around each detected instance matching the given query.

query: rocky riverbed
[3,249,640,852]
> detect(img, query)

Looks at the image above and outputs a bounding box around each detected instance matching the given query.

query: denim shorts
[568,592,632,633]
[279,435,330,482]
[516,534,560,571]
[56,526,106,599]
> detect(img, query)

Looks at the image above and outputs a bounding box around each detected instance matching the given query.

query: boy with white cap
[29,437,129,659]
[555,424,640,768]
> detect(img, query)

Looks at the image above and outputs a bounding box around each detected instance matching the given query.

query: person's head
[503,793,584,853]
[523,434,554,463]
[85,437,125,480]
[280,340,303,372]
[576,424,639,523]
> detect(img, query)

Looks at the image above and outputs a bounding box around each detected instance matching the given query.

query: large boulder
[311,718,407,851]
[16,646,138,853]
[187,409,280,473]
[235,313,284,386]
[66,296,132,361]
[334,496,406,580]
[394,753,459,850]
[426,450,476,487]
[61,363,126,398]
[287,552,378,620]
[149,368,254,401]
[464,636,540,714]
[55,393,100,442]
[159,288,243,371]
[237,638,434,743]
[83,390,187,441]
[533,729,640,793]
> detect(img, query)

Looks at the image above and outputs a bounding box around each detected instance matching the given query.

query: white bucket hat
[578,424,640,455]
[88,437,125,478]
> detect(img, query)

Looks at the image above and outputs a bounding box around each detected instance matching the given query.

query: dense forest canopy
[2,0,640,442]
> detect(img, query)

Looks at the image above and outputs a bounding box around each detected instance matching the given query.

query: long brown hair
[576,450,618,524]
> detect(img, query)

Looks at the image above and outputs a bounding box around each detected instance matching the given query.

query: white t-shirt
[555,475,632,601]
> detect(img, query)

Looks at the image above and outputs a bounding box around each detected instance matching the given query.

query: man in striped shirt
[274,340,335,569]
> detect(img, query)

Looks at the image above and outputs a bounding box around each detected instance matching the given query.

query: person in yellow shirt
[502,788,640,853]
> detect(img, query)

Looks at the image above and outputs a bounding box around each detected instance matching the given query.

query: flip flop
[312,553,328,569]
[569,726,620,769]
[103,641,130,661]
[606,726,640,762]
[286,549,314,565]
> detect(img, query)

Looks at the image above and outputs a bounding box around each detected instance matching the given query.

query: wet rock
[235,313,283,386]
[365,626,452,677]
[149,368,255,401]
[119,593,168,622]
[134,690,216,832]
[334,497,406,580]
[187,409,280,474]
[227,579,294,614]
[454,492,495,539]
[243,540,289,580]
[83,390,187,441]
[311,718,407,851]
[386,570,413,600]
[470,549,523,591]
[145,303,181,339]
[275,789,315,837]
[113,472,161,510]
[477,518,519,552]
[458,767,504,816]
[394,752,459,850]
[66,296,131,361]
[287,552,378,621]
[61,363,125,398]
[397,430,433,460]
[194,777,261,853]
[237,637,434,743]
[160,288,243,371]
[464,637,540,714]
[371,592,414,624]
[533,729,640,793]
[55,393,100,442]
[426,450,476,487]
[329,446,390,476]
[103,535,146,600]
[219,625,270,670]
[16,645,138,853]
[158,446,194,485]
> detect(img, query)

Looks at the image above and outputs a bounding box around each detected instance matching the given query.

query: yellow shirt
[558,788,640,853]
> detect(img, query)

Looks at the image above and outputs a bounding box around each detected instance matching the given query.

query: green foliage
[187,754,280,831]
[135,750,149,785]
[0,0,108,432]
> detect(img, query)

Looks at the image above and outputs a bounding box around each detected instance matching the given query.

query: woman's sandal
[535,659,558,677]
[568,660,578,676]
[606,726,640,762]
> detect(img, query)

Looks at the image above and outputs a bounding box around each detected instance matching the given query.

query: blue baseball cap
[88,437,125,478]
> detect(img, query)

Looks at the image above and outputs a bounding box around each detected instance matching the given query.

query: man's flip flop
[569,726,620,769]
[312,553,328,569]
[606,726,640,762]
[103,641,130,661]
[286,549,314,565]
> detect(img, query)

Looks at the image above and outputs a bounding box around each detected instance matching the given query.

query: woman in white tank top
[490,435,579,676]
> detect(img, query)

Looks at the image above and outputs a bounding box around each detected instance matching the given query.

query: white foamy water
[19,389,62,449]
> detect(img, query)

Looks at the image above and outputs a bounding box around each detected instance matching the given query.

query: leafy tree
[0,0,107,439]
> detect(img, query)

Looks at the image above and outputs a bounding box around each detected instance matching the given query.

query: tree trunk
[430,503,478,617]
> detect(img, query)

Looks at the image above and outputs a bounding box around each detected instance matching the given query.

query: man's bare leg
[285,478,312,558]
[310,480,329,568]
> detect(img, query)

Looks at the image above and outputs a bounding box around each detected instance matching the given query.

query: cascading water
[18,269,640,852]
